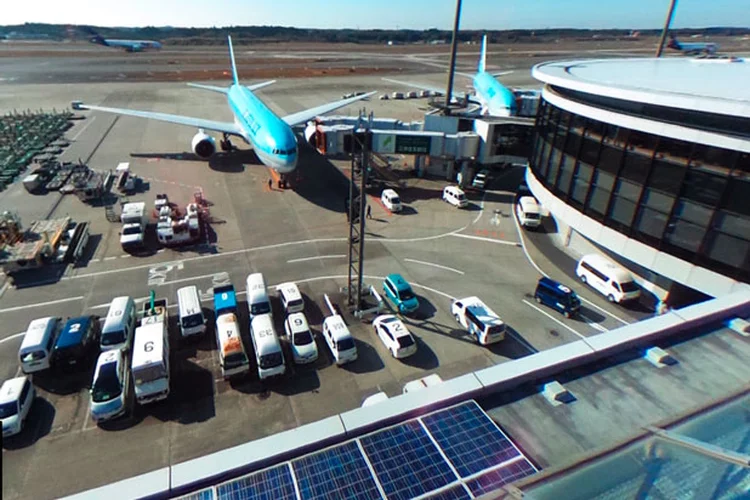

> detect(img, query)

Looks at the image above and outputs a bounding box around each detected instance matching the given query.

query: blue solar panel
[465,459,537,497]
[361,420,457,500]
[422,402,521,478]
[177,489,215,500]
[293,441,381,500]
[422,484,472,500]
[216,464,296,500]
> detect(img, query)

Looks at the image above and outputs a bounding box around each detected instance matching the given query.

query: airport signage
[395,135,432,155]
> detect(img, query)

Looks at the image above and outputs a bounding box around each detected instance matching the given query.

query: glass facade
[530,99,750,283]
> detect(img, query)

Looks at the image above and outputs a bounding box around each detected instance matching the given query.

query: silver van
[246,273,272,320]
[100,296,136,352]
[19,317,61,374]
[177,285,206,337]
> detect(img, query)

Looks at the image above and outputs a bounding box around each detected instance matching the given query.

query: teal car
[383,274,419,314]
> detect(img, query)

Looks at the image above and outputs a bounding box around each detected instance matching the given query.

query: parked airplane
[87,31,162,52]
[667,35,718,55]
[73,36,375,187]
[383,34,515,116]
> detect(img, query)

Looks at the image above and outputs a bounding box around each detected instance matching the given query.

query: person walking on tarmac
[366,205,372,219]
[268,178,273,191]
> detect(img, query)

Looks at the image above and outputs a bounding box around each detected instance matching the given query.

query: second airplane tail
[478,34,487,74]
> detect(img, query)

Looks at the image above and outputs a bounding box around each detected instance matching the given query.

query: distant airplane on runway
[85,28,162,52]
[383,34,516,116]
[73,36,375,187]
[667,35,718,55]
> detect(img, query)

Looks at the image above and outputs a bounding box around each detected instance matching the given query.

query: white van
[277,282,304,314]
[215,313,250,378]
[284,312,318,364]
[381,189,402,213]
[90,349,129,423]
[322,315,358,366]
[576,254,641,303]
[132,316,170,405]
[442,185,468,208]
[246,273,272,319]
[451,296,506,345]
[100,296,136,352]
[0,376,35,437]
[18,317,61,374]
[516,196,542,229]
[177,286,206,337]
[250,314,286,379]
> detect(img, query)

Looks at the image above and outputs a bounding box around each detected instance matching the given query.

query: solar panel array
[178,401,538,500]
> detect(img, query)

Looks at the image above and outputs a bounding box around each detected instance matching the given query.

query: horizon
[3,0,749,31]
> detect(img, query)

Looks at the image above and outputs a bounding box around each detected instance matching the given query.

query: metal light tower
[656,0,678,57]
[346,112,372,311]
[444,0,463,114]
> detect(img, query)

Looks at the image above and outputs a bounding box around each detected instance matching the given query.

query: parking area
[0,77,650,499]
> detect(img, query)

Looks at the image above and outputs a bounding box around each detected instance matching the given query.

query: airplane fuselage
[94,38,162,52]
[473,71,516,117]
[227,85,298,173]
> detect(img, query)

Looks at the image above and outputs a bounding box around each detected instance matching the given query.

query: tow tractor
[154,193,207,247]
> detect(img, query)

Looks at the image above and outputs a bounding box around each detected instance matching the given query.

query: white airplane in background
[85,27,162,52]
[73,36,375,187]
[384,35,515,116]
[667,35,718,56]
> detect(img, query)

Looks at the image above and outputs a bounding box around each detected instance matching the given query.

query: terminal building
[527,57,750,303]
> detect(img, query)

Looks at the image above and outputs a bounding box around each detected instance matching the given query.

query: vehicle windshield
[181,313,203,329]
[567,292,581,307]
[101,329,125,346]
[224,352,248,370]
[337,337,356,351]
[250,301,271,315]
[91,364,122,403]
[0,401,18,418]
[123,225,141,235]
[293,330,313,346]
[288,298,303,311]
[20,350,46,363]
[134,364,166,385]
[259,352,283,369]
[397,335,415,348]
[526,213,540,219]
[398,288,416,301]
[391,197,401,204]
[487,324,505,336]
[621,281,639,292]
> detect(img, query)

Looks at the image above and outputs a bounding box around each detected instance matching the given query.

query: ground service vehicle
[0,376,35,437]
[322,315,358,366]
[51,315,100,371]
[120,202,147,250]
[534,277,581,318]
[250,314,286,379]
[177,285,206,337]
[214,284,250,378]
[132,314,170,404]
[19,317,61,374]
[576,254,641,304]
[383,274,419,314]
[381,189,402,212]
[277,282,304,314]
[90,349,129,423]
[516,196,542,229]
[246,273,272,320]
[100,296,137,352]
[372,314,417,359]
[451,296,506,345]
[284,312,318,364]
[443,185,468,208]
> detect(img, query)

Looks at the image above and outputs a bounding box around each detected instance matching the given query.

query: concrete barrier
[62,468,170,500]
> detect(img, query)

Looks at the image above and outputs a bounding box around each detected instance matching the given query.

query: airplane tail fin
[227,36,240,86]
[478,34,487,74]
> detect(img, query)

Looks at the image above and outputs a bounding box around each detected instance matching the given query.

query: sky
[3,0,749,30]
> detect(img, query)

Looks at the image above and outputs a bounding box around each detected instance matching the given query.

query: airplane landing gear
[220,133,233,152]
[278,174,288,189]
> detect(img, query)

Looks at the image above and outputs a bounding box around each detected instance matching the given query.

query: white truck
[132,297,170,404]
[120,202,147,250]
[451,296,506,345]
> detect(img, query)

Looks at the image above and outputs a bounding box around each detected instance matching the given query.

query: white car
[284,312,318,364]
[90,350,130,423]
[373,314,417,359]
[0,376,35,438]
[442,185,468,208]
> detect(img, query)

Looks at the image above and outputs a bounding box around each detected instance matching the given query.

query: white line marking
[0,280,10,299]
[451,233,521,247]
[522,299,588,340]
[578,295,631,325]
[379,226,468,243]
[0,332,26,344]
[158,273,216,287]
[71,116,96,140]
[580,314,608,333]
[512,205,547,277]
[0,296,83,314]
[90,258,100,263]
[287,255,346,264]
[120,255,131,259]
[103,256,117,261]
[404,258,464,275]
[472,191,486,225]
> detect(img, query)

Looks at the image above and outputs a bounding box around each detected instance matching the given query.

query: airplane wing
[73,103,244,137]
[382,78,447,96]
[492,70,513,77]
[247,80,276,92]
[282,91,376,126]
[187,79,276,95]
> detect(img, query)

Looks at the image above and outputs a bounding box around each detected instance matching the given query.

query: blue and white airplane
[667,35,718,56]
[88,33,162,52]
[73,36,375,186]
[383,34,515,116]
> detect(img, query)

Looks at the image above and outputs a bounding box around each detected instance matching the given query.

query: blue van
[52,316,101,371]
[534,277,581,318]
[383,274,419,314]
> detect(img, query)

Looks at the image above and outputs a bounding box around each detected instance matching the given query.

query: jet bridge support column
[346,129,371,312]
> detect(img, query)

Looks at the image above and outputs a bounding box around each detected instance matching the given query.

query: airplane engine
[191,131,216,158]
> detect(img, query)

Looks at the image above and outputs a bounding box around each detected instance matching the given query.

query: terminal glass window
[570,162,593,209]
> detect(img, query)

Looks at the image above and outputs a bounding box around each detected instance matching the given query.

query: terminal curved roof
[532,57,750,119]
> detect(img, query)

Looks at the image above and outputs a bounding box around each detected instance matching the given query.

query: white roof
[21,317,57,349]
[324,315,351,340]
[95,349,122,372]
[286,312,309,333]
[133,322,165,367]
[532,57,750,118]
[518,196,541,212]
[382,188,399,197]
[0,377,28,403]
[277,282,302,301]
